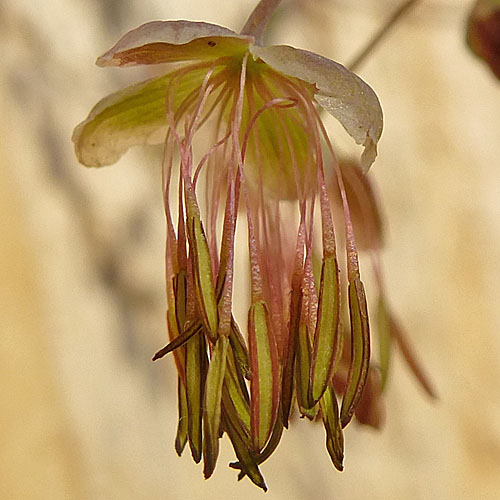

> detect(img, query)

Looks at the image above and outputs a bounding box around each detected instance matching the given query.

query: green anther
[175,377,188,456]
[191,215,218,342]
[340,278,370,428]
[230,406,284,479]
[281,288,300,427]
[320,385,344,471]
[224,344,251,432]
[186,331,207,463]
[310,254,340,404]
[223,402,267,492]
[152,321,201,361]
[249,300,279,451]
[230,319,251,379]
[203,336,229,478]
[174,270,187,333]
[295,321,312,411]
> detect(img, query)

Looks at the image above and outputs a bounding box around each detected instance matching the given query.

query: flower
[73,0,384,491]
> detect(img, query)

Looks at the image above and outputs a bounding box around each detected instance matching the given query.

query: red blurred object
[467,0,500,80]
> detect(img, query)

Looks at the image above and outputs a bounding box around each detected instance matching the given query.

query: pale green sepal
[73,75,170,167]
[73,67,208,167]
[97,20,252,67]
[250,44,383,171]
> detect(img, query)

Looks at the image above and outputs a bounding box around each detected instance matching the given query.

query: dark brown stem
[347,0,421,72]
[240,0,282,44]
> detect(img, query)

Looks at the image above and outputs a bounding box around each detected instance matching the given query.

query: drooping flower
[73,0,384,490]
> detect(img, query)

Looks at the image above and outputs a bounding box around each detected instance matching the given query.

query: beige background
[1,0,499,498]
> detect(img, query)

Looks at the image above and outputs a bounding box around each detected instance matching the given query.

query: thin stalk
[347,0,422,72]
[241,0,282,44]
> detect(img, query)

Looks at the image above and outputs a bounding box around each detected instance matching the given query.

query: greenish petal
[250,44,383,171]
[97,20,252,67]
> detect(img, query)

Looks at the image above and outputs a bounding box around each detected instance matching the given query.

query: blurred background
[1,0,499,498]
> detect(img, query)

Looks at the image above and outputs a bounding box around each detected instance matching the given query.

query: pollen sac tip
[340,408,354,429]
[203,458,217,480]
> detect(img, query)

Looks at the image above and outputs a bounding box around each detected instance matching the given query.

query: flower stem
[240,0,282,44]
[347,0,421,72]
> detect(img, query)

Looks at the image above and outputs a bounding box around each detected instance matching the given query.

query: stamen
[193,128,231,187]
[281,213,306,425]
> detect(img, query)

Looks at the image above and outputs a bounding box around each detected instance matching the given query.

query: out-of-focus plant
[467,0,500,79]
[72,0,435,491]
[330,160,436,431]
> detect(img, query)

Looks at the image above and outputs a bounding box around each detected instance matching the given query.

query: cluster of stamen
[155,51,370,490]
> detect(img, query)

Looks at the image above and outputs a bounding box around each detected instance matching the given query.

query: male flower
[73,0,383,490]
